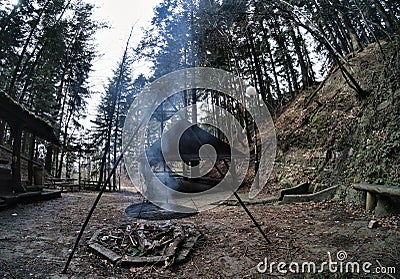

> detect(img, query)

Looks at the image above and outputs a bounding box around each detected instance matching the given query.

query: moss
[273,40,400,190]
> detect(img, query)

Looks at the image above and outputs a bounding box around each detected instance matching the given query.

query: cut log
[88,243,121,263]
[121,255,167,267]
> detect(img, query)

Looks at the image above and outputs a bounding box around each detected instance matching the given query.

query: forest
[1,0,400,278]
[0,0,399,189]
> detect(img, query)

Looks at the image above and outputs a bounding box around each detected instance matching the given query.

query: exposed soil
[271,41,400,190]
[0,191,399,278]
[1,42,399,279]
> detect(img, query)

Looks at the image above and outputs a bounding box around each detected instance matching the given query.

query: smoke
[123,67,276,213]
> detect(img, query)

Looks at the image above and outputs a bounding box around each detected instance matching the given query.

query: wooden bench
[352,183,400,212]
[82,180,103,191]
[48,178,79,192]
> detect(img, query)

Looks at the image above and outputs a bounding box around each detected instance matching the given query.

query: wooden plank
[88,243,121,263]
[60,185,78,192]
[43,183,55,190]
[121,255,167,266]
[50,178,79,192]
[352,184,400,197]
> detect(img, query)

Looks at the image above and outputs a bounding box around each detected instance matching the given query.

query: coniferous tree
[0,0,100,178]
[91,30,139,190]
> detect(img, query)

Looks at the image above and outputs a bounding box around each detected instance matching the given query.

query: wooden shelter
[146,120,232,165]
[0,92,59,192]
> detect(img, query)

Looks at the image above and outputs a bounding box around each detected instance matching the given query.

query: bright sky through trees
[82,0,162,128]
[4,0,162,128]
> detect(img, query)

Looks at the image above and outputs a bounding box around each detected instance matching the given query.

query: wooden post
[366,192,377,212]
[78,149,81,191]
[11,124,24,192]
[190,89,200,178]
[28,134,35,185]
[44,144,53,174]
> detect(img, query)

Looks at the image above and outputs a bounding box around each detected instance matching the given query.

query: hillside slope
[271,40,400,193]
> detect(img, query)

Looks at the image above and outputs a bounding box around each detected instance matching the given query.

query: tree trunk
[7,0,52,97]
[288,23,312,89]
[113,110,119,191]
[97,139,109,190]
[247,32,267,105]
[44,144,53,174]
[54,146,60,178]
[291,15,368,98]
[338,9,363,52]
[373,0,395,32]
[265,35,281,101]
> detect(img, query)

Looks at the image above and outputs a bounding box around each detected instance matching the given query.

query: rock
[374,197,391,217]
[377,100,390,111]
[368,220,379,229]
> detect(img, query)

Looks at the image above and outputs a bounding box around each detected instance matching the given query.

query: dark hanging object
[125,202,198,220]
[146,120,231,165]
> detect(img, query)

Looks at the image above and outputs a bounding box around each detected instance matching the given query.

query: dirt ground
[0,190,399,279]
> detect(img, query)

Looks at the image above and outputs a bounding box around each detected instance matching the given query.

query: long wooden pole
[62,99,151,274]
[62,153,124,274]
[233,192,271,244]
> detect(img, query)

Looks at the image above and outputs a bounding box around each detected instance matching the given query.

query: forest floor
[0,190,399,279]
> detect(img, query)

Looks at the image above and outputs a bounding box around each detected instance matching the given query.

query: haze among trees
[0,0,399,189]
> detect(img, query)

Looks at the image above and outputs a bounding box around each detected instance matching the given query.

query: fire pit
[88,221,201,267]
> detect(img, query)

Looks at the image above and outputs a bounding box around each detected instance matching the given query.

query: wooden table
[81,180,103,191]
[47,178,80,192]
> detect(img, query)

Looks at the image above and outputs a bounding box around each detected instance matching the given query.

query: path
[0,191,398,278]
